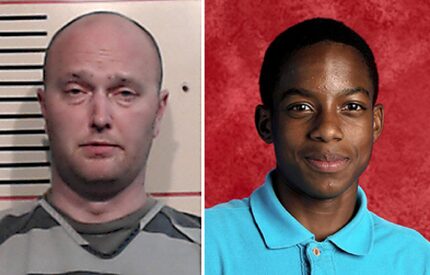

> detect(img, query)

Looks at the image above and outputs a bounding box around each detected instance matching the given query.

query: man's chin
[68,179,129,202]
[75,163,123,181]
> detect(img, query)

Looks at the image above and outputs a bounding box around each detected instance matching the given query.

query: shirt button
[312,247,321,256]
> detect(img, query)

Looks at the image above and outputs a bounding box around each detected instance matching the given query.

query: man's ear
[37,88,49,134]
[372,103,384,142]
[37,88,47,118]
[255,104,273,144]
[153,89,169,138]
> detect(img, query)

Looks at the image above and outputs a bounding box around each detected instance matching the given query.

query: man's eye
[113,90,138,104]
[342,103,365,111]
[287,104,312,112]
[119,90,135,98]
[63,87,88,104]
[67,88,84,95]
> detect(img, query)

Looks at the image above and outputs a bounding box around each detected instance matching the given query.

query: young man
[0,12,200,274]
[206,18,430,274]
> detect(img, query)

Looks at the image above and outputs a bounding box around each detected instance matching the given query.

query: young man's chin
[297,180,357,200]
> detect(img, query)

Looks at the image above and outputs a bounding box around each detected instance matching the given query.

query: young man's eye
[342,103,365,111]
[287,103,312,112]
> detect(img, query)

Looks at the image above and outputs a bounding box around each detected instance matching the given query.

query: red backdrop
[205,0,430,240]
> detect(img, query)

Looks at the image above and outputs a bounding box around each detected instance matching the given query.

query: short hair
[43,11,163,89]
[259,18,378,108]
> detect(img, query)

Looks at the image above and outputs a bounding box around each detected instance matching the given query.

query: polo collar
[250,172,374,255]
[250,173,313,249]
[327,187,374,255]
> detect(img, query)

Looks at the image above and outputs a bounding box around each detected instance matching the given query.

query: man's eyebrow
[60,72,141,87]
[108,75,141,86]
[61,71,89,82]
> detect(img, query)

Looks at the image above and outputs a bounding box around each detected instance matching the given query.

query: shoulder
[205,198,257,275]
[371,213,429,245]
[370,212,430,265]
[0,200,56,246]
[144,205,201,245]
[205,198,255,240]
[206,198,251,218]
[0,200,40,218]
[206,198,253,229]
[160,205,201,228]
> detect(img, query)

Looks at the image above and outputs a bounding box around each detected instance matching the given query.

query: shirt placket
[304,241,336,275]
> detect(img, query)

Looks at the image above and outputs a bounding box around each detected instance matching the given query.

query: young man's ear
[372,103,384,142]
[153,89,169,138]
[255,105,273,144]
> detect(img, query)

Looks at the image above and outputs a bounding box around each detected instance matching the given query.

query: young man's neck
[48,179,147,224]
[274,173,358,242]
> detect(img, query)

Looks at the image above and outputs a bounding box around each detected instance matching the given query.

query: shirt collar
[327,186,374,256]
[250,171,374,255]
[250,172,314,249]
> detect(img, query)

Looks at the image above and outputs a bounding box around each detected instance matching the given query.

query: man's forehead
[50,14,153,51]
[44,12,162,87]
[60,70,143,85]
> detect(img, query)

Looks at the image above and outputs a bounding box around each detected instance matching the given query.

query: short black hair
[43,11,163,89]
[259,18,378,108]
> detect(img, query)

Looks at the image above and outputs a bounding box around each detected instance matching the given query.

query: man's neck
[274,172,358,242]
[48,179,147,224]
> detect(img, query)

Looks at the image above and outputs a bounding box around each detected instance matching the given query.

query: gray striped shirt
[0,197,201,275]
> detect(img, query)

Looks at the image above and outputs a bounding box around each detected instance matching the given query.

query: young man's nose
[309,109,343,142]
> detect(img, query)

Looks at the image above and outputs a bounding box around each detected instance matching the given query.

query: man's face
[257,41,383,200]
[39,15,167,200]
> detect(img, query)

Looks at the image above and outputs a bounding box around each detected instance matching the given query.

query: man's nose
[90,92,112,131]
[309,109,343,142]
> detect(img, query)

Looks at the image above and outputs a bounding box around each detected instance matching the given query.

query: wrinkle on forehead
[98,48,112,56]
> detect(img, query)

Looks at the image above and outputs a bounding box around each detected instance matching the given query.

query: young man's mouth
[304,152,350,173]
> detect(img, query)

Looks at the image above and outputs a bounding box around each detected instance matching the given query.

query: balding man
[0,11,200,275]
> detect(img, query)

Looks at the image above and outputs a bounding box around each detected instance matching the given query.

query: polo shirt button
[312,247,321,256]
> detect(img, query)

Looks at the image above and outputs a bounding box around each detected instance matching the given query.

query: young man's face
[258,41,383,200]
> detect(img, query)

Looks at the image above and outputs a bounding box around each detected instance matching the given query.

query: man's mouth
[304,152,350,173]
[79,141,121,157]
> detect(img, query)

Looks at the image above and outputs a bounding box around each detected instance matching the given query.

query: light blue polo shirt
[205,173,430,275]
